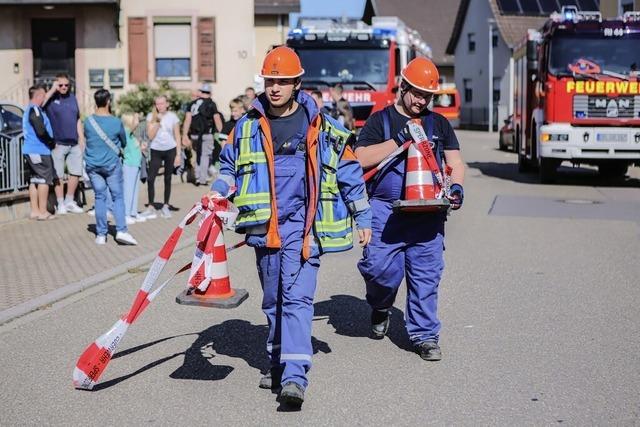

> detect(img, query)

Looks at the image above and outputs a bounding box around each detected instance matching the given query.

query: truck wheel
[598,163,628,181]
[498,133,506,151]
[516,136,529,172]
[539,158,559,184]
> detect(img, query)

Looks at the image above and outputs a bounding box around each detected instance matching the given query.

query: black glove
[447,183,464,210]
[392,122,413,147]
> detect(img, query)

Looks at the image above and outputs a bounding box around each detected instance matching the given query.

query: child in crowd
[121,113,147,224]
[220,97,247,143]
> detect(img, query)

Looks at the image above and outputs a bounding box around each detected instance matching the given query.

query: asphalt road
[1,130,639,426]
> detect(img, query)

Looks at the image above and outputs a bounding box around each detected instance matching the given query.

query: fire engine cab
[513,7,640,183]
[287,17,436,127]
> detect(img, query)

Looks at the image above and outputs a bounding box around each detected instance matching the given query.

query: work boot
[279,382,305,407]
[258,368,282,390]
[416,340,442,361]
[370,309,390,339]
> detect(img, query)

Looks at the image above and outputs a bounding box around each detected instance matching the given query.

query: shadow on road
[467,161,640,187]
[93,319,331,390]
[314,294,414,353]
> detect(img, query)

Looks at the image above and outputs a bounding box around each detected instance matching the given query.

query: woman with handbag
[83,89,138,245]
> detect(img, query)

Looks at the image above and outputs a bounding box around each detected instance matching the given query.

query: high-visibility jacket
[214,91,370,259]
[22,104,53,155]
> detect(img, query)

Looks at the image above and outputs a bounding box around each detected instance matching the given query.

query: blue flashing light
[575,111,586,118]
[373,28,397,38]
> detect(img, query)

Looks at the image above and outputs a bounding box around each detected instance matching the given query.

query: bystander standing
[144,95,181,219]
[44,73,84,214]
[22,85,56,220]
[182,83,222,186]
[83,89,137,245]
[121,113,146,224]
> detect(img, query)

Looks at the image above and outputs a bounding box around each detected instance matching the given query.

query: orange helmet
[401,57,440,93]
[260,46,305,79]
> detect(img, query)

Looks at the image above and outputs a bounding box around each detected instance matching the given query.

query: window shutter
[197,17,216,82]
[128,17,148,84]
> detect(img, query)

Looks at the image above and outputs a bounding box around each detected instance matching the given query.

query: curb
[0,236,196,326]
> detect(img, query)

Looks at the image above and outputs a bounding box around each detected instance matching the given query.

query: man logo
[606,99,619,118]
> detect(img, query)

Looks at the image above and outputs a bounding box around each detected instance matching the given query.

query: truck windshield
[296,48,389,85]
[548,35,640,76]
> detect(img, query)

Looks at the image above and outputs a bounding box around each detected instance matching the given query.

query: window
[492,32,498,48]
[467,33,475,53]
[297,48,389,85]
[463,78,472,102]
[493,77,501,103]
[154,22,191,80]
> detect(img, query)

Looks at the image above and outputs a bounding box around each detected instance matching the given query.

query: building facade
[0,0,265,115]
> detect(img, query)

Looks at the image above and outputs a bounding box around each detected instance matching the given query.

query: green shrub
[116,80,190,121]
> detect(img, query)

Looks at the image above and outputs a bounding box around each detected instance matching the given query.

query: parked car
[498,114,515,151]
[0,102,24,137]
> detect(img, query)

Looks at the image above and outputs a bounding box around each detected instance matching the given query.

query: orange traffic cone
[176,212,248,308]
[393,140,450,213]
[405,142,437,201]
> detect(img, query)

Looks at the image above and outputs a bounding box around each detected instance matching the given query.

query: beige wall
[0,7,31,105]
[254,14,289,83]
[0,0,255,116]
[122,0,256,115]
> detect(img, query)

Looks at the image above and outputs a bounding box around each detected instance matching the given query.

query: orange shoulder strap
[258,116,281,249]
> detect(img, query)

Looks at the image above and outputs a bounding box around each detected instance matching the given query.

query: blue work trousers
[358,198,445,344]
[255,152,319,389]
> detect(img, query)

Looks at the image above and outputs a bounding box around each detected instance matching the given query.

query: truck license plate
[597,133,627,142]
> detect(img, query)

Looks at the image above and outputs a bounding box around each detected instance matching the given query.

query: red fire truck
[287,17,454,127]
[513,7,640,183]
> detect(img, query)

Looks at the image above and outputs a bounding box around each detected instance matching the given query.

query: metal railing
[0,133,29,193]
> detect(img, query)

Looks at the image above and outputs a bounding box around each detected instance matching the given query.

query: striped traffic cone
[405,142,438,201]
[393,121,450,213]
[176,206,248,308]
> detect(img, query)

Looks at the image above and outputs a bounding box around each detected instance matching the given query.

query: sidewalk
[0,178,213,321]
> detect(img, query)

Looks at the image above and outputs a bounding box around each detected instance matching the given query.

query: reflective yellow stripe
[238,120,253,160]
[234,192,271,206]
[315,220,349,233]
[318,234,353,248]
[236,208,271,224]
[321,183,338,193]
[237,153,267,164]
[237,120,255,198]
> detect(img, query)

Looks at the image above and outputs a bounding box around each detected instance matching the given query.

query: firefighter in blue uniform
[355,57,465,361]
[208,47,371,406]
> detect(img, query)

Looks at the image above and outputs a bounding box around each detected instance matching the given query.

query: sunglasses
[59,84,69,88]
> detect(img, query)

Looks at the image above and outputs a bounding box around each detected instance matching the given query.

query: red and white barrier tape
[72,197,243,390]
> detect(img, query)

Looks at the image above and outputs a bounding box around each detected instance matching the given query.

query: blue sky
[290,0,366,27]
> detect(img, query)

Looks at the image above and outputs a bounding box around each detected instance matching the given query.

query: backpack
[189,98,216,135]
